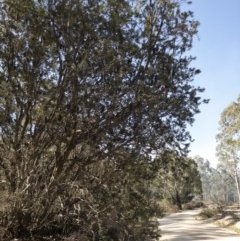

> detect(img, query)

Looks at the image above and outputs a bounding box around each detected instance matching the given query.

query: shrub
[198,208,219,219]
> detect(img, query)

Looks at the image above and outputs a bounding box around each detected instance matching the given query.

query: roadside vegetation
[194,94,240,205]
[197,204,240,234]
[1,0,240,239]
[0,0,207,240]
[193,94,240,235]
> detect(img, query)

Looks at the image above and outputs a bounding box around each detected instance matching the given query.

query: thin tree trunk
[233,160,240,206]
[174,185,182,210]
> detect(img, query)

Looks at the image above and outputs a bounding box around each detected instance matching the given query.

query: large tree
[216,94,240,204]
[155,152,202,210]
[0,0,205,240]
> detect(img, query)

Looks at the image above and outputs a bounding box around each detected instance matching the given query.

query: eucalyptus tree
[216,94,240,204]
[155,152,202,210]
[195,155,238,204]
[0,0,205,239]
[194,156,214,201]
[216,163,238,203]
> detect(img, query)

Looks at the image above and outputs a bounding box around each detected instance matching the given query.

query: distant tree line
[195,94,240,205]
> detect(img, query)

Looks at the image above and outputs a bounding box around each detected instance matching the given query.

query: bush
[198,208,219,219]
[158,199,178,215]
[184,201,205,210]
[1,156,163,241]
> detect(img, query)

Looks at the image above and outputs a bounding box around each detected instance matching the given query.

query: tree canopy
[216,94,240,204]
[0,0,205,240]
[155,152,202,210]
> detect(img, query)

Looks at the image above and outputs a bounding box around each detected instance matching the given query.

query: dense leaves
[155,152,202,210]
[0,0,204,240]
[216,94,240,204]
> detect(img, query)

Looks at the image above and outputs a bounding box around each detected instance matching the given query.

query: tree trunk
[234,160,240,206]
[174,186,182,210]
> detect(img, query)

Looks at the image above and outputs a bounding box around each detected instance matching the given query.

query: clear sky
[187,0,240,167]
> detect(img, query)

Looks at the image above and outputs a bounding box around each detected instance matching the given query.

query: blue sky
[187,0,240,167]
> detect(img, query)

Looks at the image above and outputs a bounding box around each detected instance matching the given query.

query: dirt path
[158,209,240,240]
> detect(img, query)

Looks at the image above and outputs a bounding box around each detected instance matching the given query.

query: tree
[215,163,238,204]
[155,152,202,210]
[194,156,213,201]
[194,156,220,202]
[195,155,238,204]
[0,0,205,239]
[216,94,240,204]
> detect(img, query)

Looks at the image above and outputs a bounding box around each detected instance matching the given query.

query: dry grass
[183,201,206,210]
[157,199,178,216]
[214,208,240,234]
[197,204,240,234]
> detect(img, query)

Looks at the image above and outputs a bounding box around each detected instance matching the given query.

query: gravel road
[158,209,240,241]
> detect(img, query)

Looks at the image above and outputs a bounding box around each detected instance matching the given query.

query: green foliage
[195,155,238,204]
[183,201,205,210]
[157,198,178,214]
[195,96,240,205]
[216,95,240,162]
[198,208,219,219]
[195,156,217,201]
[216,94,240,204]
[0,0,204,240]
[153,152,202,210]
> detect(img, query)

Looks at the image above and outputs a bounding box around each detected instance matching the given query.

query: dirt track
[158,209,240,240]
